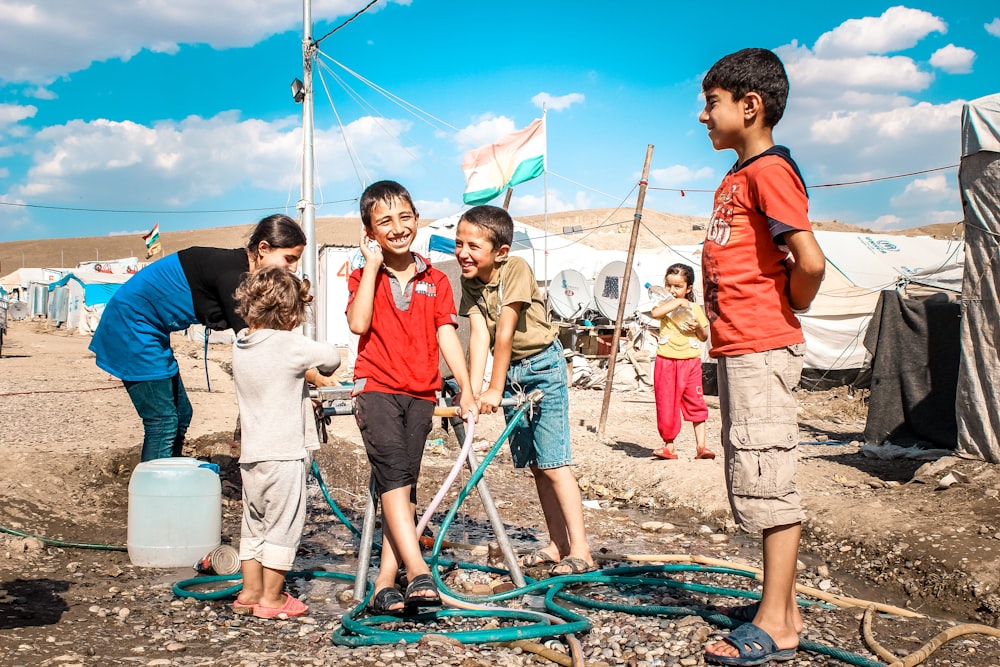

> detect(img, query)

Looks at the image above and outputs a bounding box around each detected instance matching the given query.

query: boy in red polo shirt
[347,180,477,615]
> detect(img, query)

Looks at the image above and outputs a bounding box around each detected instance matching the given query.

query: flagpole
[598,144,654,436]
[541,107,549,312]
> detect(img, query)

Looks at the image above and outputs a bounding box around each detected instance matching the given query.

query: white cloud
[532,92,584,112]
[770,13,964,222]
[650,164,714,188]
[872,175,959,229]
[986,18,1000,38]
[781,50,932,95]
[812,6,946,57]
[867,214,905,231]
[930,44,976,73]
[0,102,37,128]
[412,197,462,220]
[508,189,592,217]
[11,112,417,207]
[452,115,519,151]
[0,0,409,83]
[891,173,953,202]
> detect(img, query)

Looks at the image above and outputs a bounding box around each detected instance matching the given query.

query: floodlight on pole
[291,78,305,104]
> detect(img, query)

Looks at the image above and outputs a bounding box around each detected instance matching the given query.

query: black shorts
[354,391,435,501]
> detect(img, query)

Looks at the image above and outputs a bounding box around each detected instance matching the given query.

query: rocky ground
[1,319,999,666]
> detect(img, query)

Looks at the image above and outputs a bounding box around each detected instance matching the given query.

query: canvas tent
[800,230,963,374]
[955,93,1000,464]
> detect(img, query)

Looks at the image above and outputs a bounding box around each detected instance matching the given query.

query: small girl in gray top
[231,266,340,619]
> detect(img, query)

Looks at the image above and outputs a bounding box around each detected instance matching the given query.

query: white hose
[415,413,476,537]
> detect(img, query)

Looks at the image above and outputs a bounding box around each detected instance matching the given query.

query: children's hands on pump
[477,387,504,415]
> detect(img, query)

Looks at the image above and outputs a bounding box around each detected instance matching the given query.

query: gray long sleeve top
[233,329,341,464]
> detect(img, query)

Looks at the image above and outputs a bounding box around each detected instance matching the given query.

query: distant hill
[0,209,963,274]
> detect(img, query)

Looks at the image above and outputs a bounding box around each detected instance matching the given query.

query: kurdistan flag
[462,118,546,206]
[142,223,160,248]
[143,223,161,258]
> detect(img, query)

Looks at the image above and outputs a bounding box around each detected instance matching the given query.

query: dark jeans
[124,374,192,461]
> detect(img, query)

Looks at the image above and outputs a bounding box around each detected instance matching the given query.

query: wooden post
[598,144,654,436]
[502,188,513,210]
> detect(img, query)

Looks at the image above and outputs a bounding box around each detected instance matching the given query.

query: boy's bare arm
[480,303,521,413]
[346,262,379,335]
[467,313,490,398]
[784,230,826,311]
[437,324,478,421]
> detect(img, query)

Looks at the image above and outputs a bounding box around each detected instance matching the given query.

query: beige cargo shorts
[717,343,806,532]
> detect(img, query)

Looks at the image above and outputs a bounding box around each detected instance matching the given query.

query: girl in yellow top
[650,263,714,460]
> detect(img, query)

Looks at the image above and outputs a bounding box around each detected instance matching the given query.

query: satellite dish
[8,301,29,321]
[593,261,640,320]
[549,269,593,320]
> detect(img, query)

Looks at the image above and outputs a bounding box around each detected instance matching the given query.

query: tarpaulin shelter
[47,270,131,334]
[956,93,1000,463]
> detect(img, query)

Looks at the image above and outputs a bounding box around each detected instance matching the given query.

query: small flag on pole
[143,223,161,258]
[462,118,546,206]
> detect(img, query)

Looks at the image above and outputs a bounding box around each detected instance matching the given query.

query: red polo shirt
[348,254,458,400]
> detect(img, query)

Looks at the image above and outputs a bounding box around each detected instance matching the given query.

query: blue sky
[1,1,997,242]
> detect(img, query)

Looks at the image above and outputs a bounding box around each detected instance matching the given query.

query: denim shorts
[503,340,573,470]
[717,343,806,532]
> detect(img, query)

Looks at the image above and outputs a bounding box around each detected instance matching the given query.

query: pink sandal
[252,592,308,619]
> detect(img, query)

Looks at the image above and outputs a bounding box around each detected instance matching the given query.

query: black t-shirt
[177,247,250,332]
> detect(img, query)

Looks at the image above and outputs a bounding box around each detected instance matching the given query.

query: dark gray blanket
[862,290,961,448]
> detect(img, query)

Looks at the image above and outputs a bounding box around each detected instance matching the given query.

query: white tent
[955,93,1000,464]
[801,230,963,371]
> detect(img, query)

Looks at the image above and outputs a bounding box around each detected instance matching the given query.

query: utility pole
[298,0,317,340]
[598,144,654,436]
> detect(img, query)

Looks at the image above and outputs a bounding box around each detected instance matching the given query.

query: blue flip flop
[705,622,797,666]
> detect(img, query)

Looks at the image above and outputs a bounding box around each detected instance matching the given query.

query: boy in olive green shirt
[455,205,594,576]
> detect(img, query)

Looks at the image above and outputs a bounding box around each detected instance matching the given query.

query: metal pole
[299,0,317,340]
[598,144,654,436]
[352,480,378,603]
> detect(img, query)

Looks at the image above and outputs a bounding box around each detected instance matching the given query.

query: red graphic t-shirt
[701,146,813,358]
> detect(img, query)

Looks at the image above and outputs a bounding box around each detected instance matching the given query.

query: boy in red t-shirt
[698,49,826,666]
[347,180,477,615]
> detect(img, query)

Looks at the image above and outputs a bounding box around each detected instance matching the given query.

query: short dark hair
[359,180,417,228]
[702,48,789,127]
[247,214,307,252]
[459,205,513,248]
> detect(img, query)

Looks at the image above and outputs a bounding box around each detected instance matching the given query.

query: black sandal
[368,586,405,616]
[403,573,442,609]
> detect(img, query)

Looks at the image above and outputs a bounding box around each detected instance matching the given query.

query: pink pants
[653,356,708,442]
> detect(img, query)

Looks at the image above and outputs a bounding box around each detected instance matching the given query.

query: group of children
[225,46,825,667]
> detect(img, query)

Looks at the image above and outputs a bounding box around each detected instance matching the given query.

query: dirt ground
[1,319,999,666]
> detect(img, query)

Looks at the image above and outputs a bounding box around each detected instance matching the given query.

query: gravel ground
[2,320,999,666]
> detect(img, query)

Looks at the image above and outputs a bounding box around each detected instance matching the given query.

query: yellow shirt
[656,302,708,360]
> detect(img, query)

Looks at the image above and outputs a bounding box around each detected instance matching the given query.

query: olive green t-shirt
[459,256,556,361]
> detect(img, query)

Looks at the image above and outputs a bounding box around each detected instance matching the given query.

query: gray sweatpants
[239,459,308,571]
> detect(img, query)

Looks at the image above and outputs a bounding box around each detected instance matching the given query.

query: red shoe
[695,449,716,460]
[652,447,678,460]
